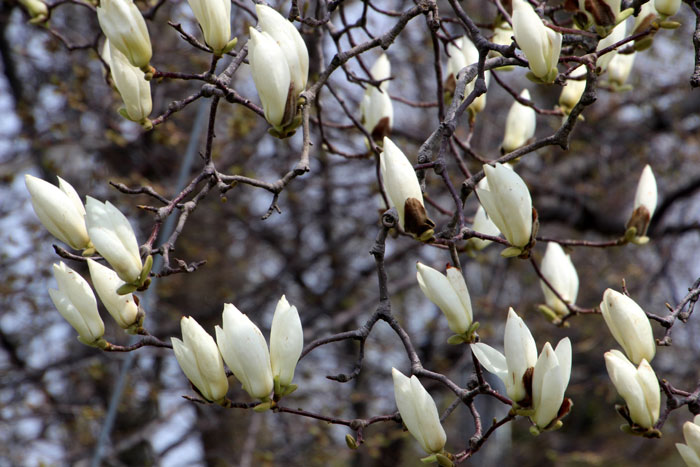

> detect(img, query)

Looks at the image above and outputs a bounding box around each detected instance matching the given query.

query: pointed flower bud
[107,42,152,126]
[512,0,562,82]
[87,259,139,329]
[468,205,501,251]
[96,0,152,69]
[270,295,303,389]
[489,22,515,71]
[677,415,700,466]
[531,338,572,430]
[606,52,635,90]
[25,174,91,251]
[655,0,681,17]
[416,263,473,335]
[248,28,292,129]
[172,316,229,402]
[186,0,232,55]
[501,89,536,153]
[215,304,273,400]
[476,163,533,252]
[596,20,627,74]
[604,350,660,429]
[379,137,435,241]
[600,289,655,364]
[559,66,587,115]
[49,262,105,346]
[626,164,657,239]
[85,197,143,285]
[361,54,393,142]
[391,368,447,454]
[539,243,579,316]
[445,37,489,116]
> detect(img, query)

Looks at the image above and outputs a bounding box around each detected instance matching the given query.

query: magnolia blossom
[391,368,447,454]
[172,316,229,402]
[360,54,393,141]
[626,164,657,238]
[49,262,105,346]
[186,0,232,55]
[600,289,656,364]
[501,89,536,153]
[512,0,562,82]
[539,242,579,316]
[85,197,143,285]
[531,338,572,429]
[379,137,435,241]
[87,259,139,329]
[416,263,473,335]
[677,415,700,467]
[96,0,152,69]
[467,205,501,251]
[445,37,489,115]
[559,66,587,115]
[604,350,660,428]
[606,52,635,89]
[25,174,91,251]
[596,21,627,73]
[655,0,681,17]
[216,304,274,400]
[489,22,515,71]
[476,163,533,252]
[269,295,303,389]
[107,41,152,125]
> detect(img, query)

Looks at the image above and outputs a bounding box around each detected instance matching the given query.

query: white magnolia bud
[18,0,48,22]
[86,259,139,329]
[360,54,393,141]
[501,89,536,153]
[416,262,473,335]
[539,242,579,315]
[606,52,635,89]
[25,174,91,250]
[270,295,303,388]
[108,42,152,125]
[85,197,143,285]
[489,22,515,71]
[468,205,501,251]
[172,316,229,402]
[531,338,572,429]
[369,53,391,91]
[96,0,152,69]
[633,164,658,220]
[604,350,660,428]
[655,0,681,17]
[49,262,105,346]
[379,137,435,240]
[677,415,700,467]
[446,36,489,115]
[215,304,273,400]
[186,0,232,55]
[600,289,656,364]
[391,368,447,454]
[559,66,587,115]
[476,163,533,250]
[596,20,627,73]
[248,28,292,129]
[512,0,562,82]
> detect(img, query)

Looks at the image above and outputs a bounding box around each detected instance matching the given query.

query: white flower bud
[391,368,447,454]
[25,174,91,250]
[604,350,660,428]
[655,0,681,17]
[606,52,635,89]
[559,66,587,115]
[360,54,393,141]
[600,289,656,364]
[85,197,143,285]
[379,137,435,240]
[677,415,700,467]
[49,262,105,346]
[186,0,232,55]
[531,338,572,429]
[446,36,489,115]
[416,263,473,335]
[539,242,579,316]
[501,89,536,153]
[476,163,533,250]
[97,0,152,69]
[468,205,501,251]
[596,20,627,73]
[108,42,152,125]
[86,259,139,329]
[172,316,229,402]
[215,304,273,400]
[512,0,562,82]
[270,295,303,388]
[634,164,658,220]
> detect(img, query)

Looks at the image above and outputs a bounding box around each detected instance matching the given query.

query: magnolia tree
[4,0,700,464]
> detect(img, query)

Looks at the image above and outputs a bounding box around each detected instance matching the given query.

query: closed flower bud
[96,0,152,69]
[445,37,489,116]
[539,242,579,316]
[604,350,660,429]
[416,263,473,335]
[512,0,562,82]
[468,205,501,251]
[85,197,143,285]
[606,52,635,90]
[600,289,655,364]
[215,304,273,400]
[501,89,536,153]
[626,164,657,239]
[360,54,393,142]
[49,262,105,346]
[186,0,232,55]
[559,66,587,115]
[172,316,229,402]
[655,0,681,17]
[107,42,152,126]
[531,338,572,429]
[489,22,515,71]
[379,137,435,241]
[476,163,533,252]
[87,259,139,329]
[391,368,447,454]
[676,415,700,466]
[596,21,627,73]
[270,295,303,389]
[25,174,91,251]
